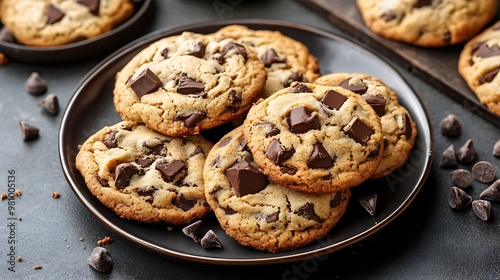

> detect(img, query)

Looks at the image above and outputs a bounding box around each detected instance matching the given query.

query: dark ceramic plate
[0,0,152,64]
[59,19,434,265]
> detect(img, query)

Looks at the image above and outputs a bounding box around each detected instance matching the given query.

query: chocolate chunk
[358,194,377,216]
[135,157,154,168]
[284,72,304,87]
[182,220,204,243]
[160,48,169,58]
[130,68,162,98]
[260,48,285,67]
[221,42,247,60]
[155,160,185,182]
[200,230,222,249]
[308,143,334,169]
[253,122,280,137]
[400,113,412,139]
[478,67,500,85]
[210,155,221,168]
[218,137,232,148]
[362,95,386,116]
[227,90,242,112]
[475,43,500,59]
[94,174,109,188]
[37,93,59,116]
[288,106,320,133]
[173,194,197,211]
[266,212,280,223]
[77,0,100,15]
[19,121,39,141]
[440,114,461,137]
[343,118,374,145]
[289,83,311,93]
[472,161,496,183]
[174,111,206,128]
[176,74,205,95]
[449,186,472,210]
[144,143,163,155]
[381,11,396,22]
[479,179,500,201]
[103,130,118,149]
[225,160,267,197]
[266,139,295,165]
[472,200,491,221]
[136,186,155,196]
[450,169,472,189]
[213,52,224,64]
[114,163,140,189]
[280,165,297,175]
[187,42,206,58]
[295,203,321,222]
[439,144,457,168]
[340,78,367,94]
[321,90,347,110]
[25,72,47,96]
[0,27,15,43]
[493,139,500,158]
[87,247,113,273]
[46,4,65,24]
[222,206,237,215]
[330,193,342,207]
[456,139,477,163]
[415,0,432,8]
[191,146,203,157]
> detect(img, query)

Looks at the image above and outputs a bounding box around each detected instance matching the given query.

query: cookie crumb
[15,189,22,197]
[34,265,42,270]
[1,193,7,200]
[18,216,22,221]
[52,191,60,198]
[80,237,84,241]
[97,236,112,246]
[18,256,23,262]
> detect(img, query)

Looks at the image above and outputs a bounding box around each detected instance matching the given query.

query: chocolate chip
[450,169,472,189]
[253,122,280,137]
[222,206,237,215]
[94,174,109,188]
[479,179,500,201]
[493,139,500,158]
[87,247,113,273]
[25,72,47,96]
[343,118,374,145]
[191,146,204,157]
[280,165,297,175]
[288,106,320,133]
[176,74,205,95]
[77,0,99,15]
[381,11,396,22]
[135,157,154,168]
[227,90,242,112]
[114,163,140,189]
[472,200,491,221]
[472,161,496,183]
[362,95,386,116]
[213,52,224,64]
[130,68,163,98]
[439,144,458,168]
[449,186,472,210]
[289,83,311,93]
[210,155,221,168]
[136,186,155,196]
[475,43,500,59]
[218,137,232,148]
[174,111,206,128]
[295,203,321,222]
[200,230,222,249]
[0,27,15,43]
[260,48,285,67]
[284,72,303,87]
[225,160,267,197]
[358,194,377,216]
[103,130,118,149]
[478,67,500,85]
[266,212,280,223]
[330,192,342,207]
[221,42,247,60]
[182,220,204,243]
[187,42,206,58]
[266,139,295,165]
[456,139,477,163]
[155,160,185,182]
[46,4,65,24]
[19,121,39,141]
[37,93,59,116]
[340,78,367,94]
[160,48,169,58]
[146,143,163,155]
[173,194,197,211]
[440,114,461,137]
[308,143,334,168]
[415,0,432,8]
[400,113,412,139]
[321,89,347,110]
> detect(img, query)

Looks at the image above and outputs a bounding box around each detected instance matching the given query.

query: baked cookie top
[314,73,418,178]
[214,25,320,98]
[0,0,134,46]
[113,31,267,136]
[203,126,350,253]
[356,0,497,47]
[75,121,214,225]
[458,21,500,115]
[242,82,384,194]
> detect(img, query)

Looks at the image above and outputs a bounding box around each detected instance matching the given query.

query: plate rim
[58,18,434,265]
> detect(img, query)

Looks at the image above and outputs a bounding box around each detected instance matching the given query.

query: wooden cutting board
[300,0,500,127]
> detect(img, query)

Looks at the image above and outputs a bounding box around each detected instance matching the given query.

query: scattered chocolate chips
[450,169,472,189]
[340,78,368,94]
[478,67,500,85]
[173,194,197,211]
[358,194,377,216]
[25,72,48,96]
[415,0,432,8]
[440,114,461,137]
[363,95,386,116]
[187,42,206,58]
[114,163,140,189]
[0,27,15,43]
[220,42,247,60]
[19,121,39,141]
[225,160,267,197]
[440,144,457,168]
[308,142,334,169]
[87,247,113,273]
[321,89,347,110]
[182,220,204,243]
[46,4,65,24]
[472,200,491,221]
[449,186,472,210]
[130,68,163,98]
[343,118,374,145]
[493,139,500,158]
[103,130,118,149]
[265,139,295,165]
[472,161,496,183]
[260,48,285,67]
[174,111,206,128]
[200,230,222,249]
[456,139,477,163]
[176,74,205,95]
[295,203,321,222]
[479,179,500,201]
[288,106,320,133]
[155,160,185,182]
[37,93,59,116]
[77,0,100,15]
[475,43,500,59]
[289,83,311,93]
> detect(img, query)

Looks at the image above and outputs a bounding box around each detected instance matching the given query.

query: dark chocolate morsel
[160,48,169,58]
[266,212,280,223]
[381,11,396,22]
[472,161,496,183]
[284,72,304,87]
[155,160,185,182]
[218,137,232,148]
[187,42,206,58]
[289,83,311,93]
[265,139,295,165]
[280,165,297,175]
[37,93,59,116]
[46,4,65,24]
[182,220,204,243]
[456,139,477,163]
[400,113,412,139]
[103,130,119,149]
[415,0,432,8]
[174,111,206,128]
[211,155,221,168]
[343,118,374,145]
[87,247,113,273]
[130,68,163,98]
[222,206,237,215]
[478,67,500,85]
[114,163,140,189]
[146,143,163,155]
[94,174,109,188]
[449,186,472,210]
[200,230,222,249]
[440,114,461,137]
[0,27,15,43]
[136,186,155,196]
[221,42,247,60]
[450,169,472,189]
[173,194,197,211]
[308,142,334,169]
[358,194,377,216]
[475,43,500,59]
[225,160,267,197]
[362,95,386,117]
[19,121,39,141]
[288,106,320,133]
[227,90,242,112]
[25,72,47,96]
[77,0,100,15]
[321,90,347,110]
[493,139,500,158]
[135,157,154,168]
[479,179,500,201]
[472,200,491,221]
[213,52,225,64]
[176,74,205,95]
[260,48,285,67]
[439,144,457,168]
[340,78,368,94]
[330,193,342,207]
[295,203,321,222]
[253,122,280,137]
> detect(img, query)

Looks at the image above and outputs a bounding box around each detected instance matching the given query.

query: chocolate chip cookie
[356,0,497,47]
[203,126,350,253]
[113,31,267,136]
[75,121,214,225]
[314,73,417,178]
[242,82,384,194]
[458,21,500,115]
[0,0,134,46]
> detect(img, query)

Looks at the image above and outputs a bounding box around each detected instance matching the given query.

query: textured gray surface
[0,0,499,279]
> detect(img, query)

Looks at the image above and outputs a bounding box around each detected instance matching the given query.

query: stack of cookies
[75,25,418,253]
